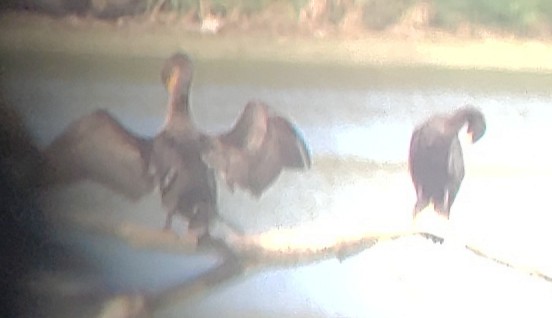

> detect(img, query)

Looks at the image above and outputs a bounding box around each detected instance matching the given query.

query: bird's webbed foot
[186,204,211,240]
[420,232,444,244]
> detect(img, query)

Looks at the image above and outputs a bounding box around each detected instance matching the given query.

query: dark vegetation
[3,0,552,37]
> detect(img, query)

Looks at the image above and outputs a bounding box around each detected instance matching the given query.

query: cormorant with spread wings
[43,52,311,239]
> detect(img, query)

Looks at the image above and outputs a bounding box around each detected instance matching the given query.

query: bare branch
[56,206,552,284]
[46,209,552,318]
[61,210,552,283]
[466,244,552,283]
[150,256,247,311]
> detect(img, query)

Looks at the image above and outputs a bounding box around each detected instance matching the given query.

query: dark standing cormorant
[409,105,486,219]
[43,52,311,239]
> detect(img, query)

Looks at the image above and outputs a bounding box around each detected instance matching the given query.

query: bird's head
[455,105,486,143]
[465,107,486,143]
[161,52,194,96]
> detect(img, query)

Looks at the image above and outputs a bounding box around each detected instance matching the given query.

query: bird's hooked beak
[466,130,474,144]
[166,67,181,95]
[460,126,474,145]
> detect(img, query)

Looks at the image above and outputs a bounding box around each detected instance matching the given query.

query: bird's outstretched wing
[202,100,311,197]
[42,110,154,200]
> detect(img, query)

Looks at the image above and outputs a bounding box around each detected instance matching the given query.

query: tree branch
[149,256,247,311]
[48,210,552,317]
[63,210,552,283]
[465,244,552,283]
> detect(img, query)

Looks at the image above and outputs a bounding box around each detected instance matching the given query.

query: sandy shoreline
[2,11,552,73]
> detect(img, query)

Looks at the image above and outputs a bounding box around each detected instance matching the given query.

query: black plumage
[43,52,311,238]
[409,106,486,219]
[201,100,311,197]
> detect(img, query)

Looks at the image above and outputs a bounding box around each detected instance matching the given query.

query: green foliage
[151,0,307,16]
[210,0,271,15]
[145,0,198,13]
[361,0,416,30]
[433,0,552,35]
[142,0,552,36]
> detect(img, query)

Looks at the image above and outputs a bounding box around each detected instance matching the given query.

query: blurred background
[1,1,552,317]
[4,0,552,37]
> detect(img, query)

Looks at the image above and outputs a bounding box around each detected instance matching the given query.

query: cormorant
[43,52,311,239]
[408,105,486,219]
[201,100,311,197]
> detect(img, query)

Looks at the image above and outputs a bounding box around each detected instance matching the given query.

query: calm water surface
[3,51,552,168]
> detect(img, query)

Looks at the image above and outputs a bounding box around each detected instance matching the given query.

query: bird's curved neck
[164,91,195,130]
[449,109,473,133]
